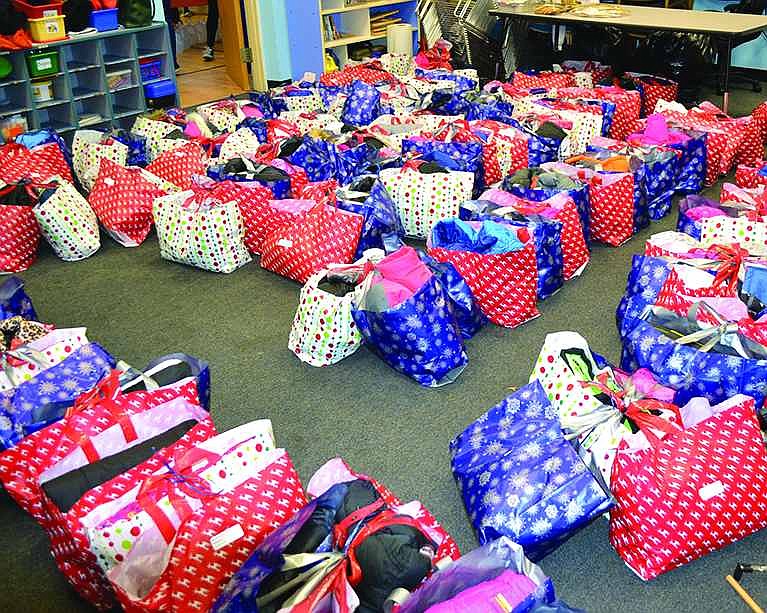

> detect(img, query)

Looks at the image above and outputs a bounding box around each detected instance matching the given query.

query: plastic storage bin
[28,15,67,42]
[106,68,133,90]
[26,50,60,78]
[90,8,119,31]
[139,59,162,81]
[144,78,176,109]
[12,0,62,19]
[31,80,53,102]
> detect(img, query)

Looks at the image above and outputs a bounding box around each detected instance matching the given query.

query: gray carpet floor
[1,86,766,613]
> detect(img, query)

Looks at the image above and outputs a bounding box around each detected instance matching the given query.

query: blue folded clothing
[430,219,525,255]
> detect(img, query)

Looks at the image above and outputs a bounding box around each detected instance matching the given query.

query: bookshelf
[0,23,176,142]
[284,0,418,80]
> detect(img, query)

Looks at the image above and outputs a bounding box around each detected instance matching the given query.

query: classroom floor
[0,85,765,612]
[176,43,243,108]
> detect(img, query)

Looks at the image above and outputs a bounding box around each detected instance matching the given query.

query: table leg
[722,36,732,115]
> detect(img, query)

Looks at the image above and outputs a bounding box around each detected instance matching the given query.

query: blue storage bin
[144,79,176,99]
[90,8,118,31]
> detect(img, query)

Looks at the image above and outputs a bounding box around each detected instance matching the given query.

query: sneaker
[202,47,214,62]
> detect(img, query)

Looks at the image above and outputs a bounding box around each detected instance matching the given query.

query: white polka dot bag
[34,180,100,262]
[288,269,365,367]
[72,130,129,193]
[152,190,252,273]
[379,167,474,240]
[700,215,767,256]
[131,116,182,162]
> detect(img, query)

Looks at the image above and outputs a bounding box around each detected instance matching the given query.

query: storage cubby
[33,74,70,108]
[106,63,138,92]
[70,67,104,99]
[0,23,175,142]
[63,40,100,71]
[101,34,135,64]
[75,94,110,127]
[139,53,172,84]
[0,52,30,86]
[111,87,144,118]
[136,28,168,57]
[0,83,32,116]
[37,102,75,132]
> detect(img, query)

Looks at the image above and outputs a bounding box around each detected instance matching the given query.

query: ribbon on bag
[710,243,748,289]
[0,179,58,204]
[136,446,219,543]
[581,372,681,446]
[674,301,753,357]
[62,370,138,461]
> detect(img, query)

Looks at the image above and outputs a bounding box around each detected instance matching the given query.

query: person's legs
[203,0,219,61]
[163,0,179,69]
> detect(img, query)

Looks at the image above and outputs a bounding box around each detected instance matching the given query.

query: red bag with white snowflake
[0,183,41,273]
[188,178,274,254]
[752,102,767,146]
[470,120,530,178]
[430,119,504,186]
[146,142,207,190]
[0,141,73,184]
[0,371,204,540]
[479,188,589,280]
[108,445,305,613]
[88,158,168,246]
[427,222,540,329]
[591,87,641,140]
[736,163,767,189]
[512,71,574,90]
[47,417,218,610]
[609,395,767,580]
[584,171,636,247]
[260,200,364,284]
[626,73,678,117]
[270,158,310,197]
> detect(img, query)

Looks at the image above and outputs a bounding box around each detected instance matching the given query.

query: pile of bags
[1,57,765,391]
[0,275,584,612]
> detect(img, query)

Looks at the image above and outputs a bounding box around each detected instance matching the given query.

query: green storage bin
[27,50,60,78]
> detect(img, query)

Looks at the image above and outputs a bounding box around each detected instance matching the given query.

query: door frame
[243,0,268,90]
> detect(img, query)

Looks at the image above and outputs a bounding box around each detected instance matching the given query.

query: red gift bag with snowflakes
[609,396,767,580]
[427,238,540,329]
[736,163,767,189]
[0,142,73,184]
[512,71,574,90]
[587,172,636,247]
[260,201,364,284]
[0,184,41,273]
[112,450,306,613]
[626,73,678,117]
[48,418,217,610]
[88,158,168,246]
[146,142,207,190]
[593,88,641,140]
[189,178,274,254]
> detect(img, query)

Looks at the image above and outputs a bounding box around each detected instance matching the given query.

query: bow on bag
[136,446,219,543]
[581,372,682,446]
[0,178,58,205]
[675,301,754,358]
[62,370,138,462]
[710,243,749,290]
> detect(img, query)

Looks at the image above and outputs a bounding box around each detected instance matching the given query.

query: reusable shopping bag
[0,141,73,185]
[72,130,129,192]
[197,99,247,132]
[217,127,264,163]
[212,457,459,613]
[736,162,767,189]
[351,246,470,387]
[610,395,767,580]
[626,73,679,117]
[146,141,207,190]
[34,180,100,261]
[530,331,680,485]
[427,219,540,328]
[675,194,725,241]
[288,261,373,367]
[260,196,364,284]
[131,115,181,161]
[0,276,36,320]
[450,381,613,561]
[340,79,381,126]
[379,165,474,240]
[0,183,40,273]
[153,189,251,273]
[401,137,485,193]
[88,159,168,247]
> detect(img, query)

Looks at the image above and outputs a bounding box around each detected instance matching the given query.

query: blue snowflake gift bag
[351,247,469,387]
[620,312,767,410]
[0,276,36,320]
[615,255,674,338]
[0,342,115,449]
[340,80,381,127]
[450,381,613,561]
[338,177,404,259]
